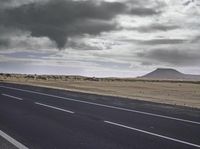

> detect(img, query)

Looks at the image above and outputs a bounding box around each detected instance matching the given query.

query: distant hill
[141,68,200,80]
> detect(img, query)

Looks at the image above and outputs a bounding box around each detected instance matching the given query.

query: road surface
[0,82,200,149]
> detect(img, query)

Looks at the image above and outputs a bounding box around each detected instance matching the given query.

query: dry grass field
[1,74,200,109]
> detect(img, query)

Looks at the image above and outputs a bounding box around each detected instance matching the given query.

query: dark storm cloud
[0,0,20,9]
[0,0,11,5]
[0,0,164,49]
[0,0,127,49]
[0,39,9,48]
[137,49,200,66]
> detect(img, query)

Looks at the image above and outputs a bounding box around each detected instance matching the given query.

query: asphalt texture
[0,82,199,149]
[0,136,18,149]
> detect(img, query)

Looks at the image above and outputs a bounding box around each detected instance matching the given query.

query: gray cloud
[0,0,49,9]
[191,35,200,43]
[137,39,187,45]
[0,0,164,49]
[136,24,179,33]
[183,0,195,6]
[121,38,186,45]
[0,0,11,8]
[121,23,180,33]
[137,49,200,66]
[127,0,166,16]
[0,0,129,49]
[0,39,9,48]
[66,39,102,51]
[0,0,126,49]
[129,7,160,16]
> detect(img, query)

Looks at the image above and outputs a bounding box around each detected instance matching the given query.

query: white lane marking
[0,85,200,125]
[104,121,200,148]
[35,102,74,114]
[2,93,23,101]
[0,130,29,149]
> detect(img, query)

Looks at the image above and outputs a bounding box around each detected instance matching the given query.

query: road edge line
[0,130,29,149]
[104,120,200,148]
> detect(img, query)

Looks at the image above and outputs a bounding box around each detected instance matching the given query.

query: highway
[0,82,200,149]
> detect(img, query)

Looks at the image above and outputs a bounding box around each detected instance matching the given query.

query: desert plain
[1,73,200,109]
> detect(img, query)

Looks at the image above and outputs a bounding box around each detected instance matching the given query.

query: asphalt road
[0,82,200,149]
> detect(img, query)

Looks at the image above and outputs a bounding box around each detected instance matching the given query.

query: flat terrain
[0,82,200,149]
[0,74,200,108]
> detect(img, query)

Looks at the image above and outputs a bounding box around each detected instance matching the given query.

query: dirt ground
[1,76,200,109]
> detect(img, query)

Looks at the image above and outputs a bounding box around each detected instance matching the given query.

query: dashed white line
[0,130,29,149]
[2,93,23,101]
[104,120,200,148]
[0,85,200,125]
[35,102,74,114]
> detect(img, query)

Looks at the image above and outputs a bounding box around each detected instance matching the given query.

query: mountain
[141,68,200,80]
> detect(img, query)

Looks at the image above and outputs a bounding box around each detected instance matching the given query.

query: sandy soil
[1,77,200,109]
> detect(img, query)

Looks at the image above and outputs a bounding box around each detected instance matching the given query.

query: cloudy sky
[0,0,200,77]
